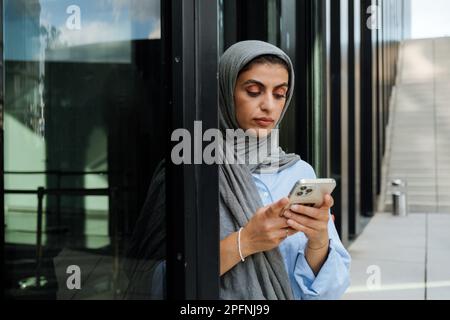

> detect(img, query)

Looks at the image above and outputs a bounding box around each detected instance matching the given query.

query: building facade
[1,0,409,299]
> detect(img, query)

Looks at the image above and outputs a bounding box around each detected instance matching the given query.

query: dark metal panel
[236,0,269,41]
[324,0,331,177]
[348,0,355,236]
[167,0,219,300]
[292,0,329,172]
[222,0,271,50]
[314,0,330,177]
[295,0,314,163]
[329,0,341,236]
[195,0,220,300]
[0,0,4,298]
[166,0,187,300]
[223,0,237,51]
[385,0,390,134]
[353,0,362,234]
[376,0,384,197]
[329,0,349,244]
[339,0,350,246]
[279,0,298,154]
[371,0,379,209]
[348,0,360,238]
[360,0,376,217]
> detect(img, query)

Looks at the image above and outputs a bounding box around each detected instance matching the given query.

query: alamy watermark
[66,265,81,290]
[66,5,82,30]
[366,265,382,290]
[367,5,382,30]
[171,121,282,169]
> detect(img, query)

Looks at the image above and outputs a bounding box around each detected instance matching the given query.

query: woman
[219,40,351,300]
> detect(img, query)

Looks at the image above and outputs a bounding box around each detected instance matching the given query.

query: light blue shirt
[252,160,351,300]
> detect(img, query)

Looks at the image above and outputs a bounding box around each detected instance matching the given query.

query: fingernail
[284,211,292,218]
[291,205,299,211]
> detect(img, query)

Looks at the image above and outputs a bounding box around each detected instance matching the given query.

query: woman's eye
[274,89,287,99]
[247,91,261,97]
[274,93,287,99]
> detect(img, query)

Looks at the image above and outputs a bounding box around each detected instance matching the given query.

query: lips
[254,118,275,127]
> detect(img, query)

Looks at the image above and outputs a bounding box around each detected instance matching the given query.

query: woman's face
[234,63,289,137]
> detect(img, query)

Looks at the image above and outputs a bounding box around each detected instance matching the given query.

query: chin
[245,127,272,138]
[257,129,271,138]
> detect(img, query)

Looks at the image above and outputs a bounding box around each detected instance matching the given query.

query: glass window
[4,0,166,299]
[219,0,300,154]
[278,0,297,154]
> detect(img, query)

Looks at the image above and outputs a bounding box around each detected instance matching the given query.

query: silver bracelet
[238,227,245,262]
[307,239,330,251]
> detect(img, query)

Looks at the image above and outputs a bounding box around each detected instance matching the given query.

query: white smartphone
[288,178,336,208]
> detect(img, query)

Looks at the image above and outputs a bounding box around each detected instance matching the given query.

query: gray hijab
[219,40,300,300]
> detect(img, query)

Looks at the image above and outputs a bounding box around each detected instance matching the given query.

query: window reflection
[4,0,166,299]
[6,0,161,62]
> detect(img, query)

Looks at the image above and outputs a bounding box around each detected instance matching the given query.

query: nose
[259,92,277,113]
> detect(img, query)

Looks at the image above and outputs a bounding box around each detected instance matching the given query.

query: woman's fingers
[320,194,334,210]
[285,211,326,232]
[271,217,290,229]
[286,219,316,238]
[276,227,299,240]
[288,194,334,220]
[266,197,290,218]
[289,204,318,219]
[255,196,333,245]
[289,204,328,221]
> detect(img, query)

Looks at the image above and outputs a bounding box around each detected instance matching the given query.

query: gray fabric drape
[219,40,300,300]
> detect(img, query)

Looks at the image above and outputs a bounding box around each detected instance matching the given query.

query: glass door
[3,0,167,299]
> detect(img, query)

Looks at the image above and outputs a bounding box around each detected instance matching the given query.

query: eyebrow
[242,79,289,88]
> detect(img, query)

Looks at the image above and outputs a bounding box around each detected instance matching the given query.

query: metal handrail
[4,188,110,195]
[4,187,110,196]
[4,187,118,291]
[4,170,109,175]
[4,171,110,233]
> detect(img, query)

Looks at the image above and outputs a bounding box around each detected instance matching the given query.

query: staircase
[384,37,450,213]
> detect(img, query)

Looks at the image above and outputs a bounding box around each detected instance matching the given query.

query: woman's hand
[283,194,334,248]
[240,198,298,258]
[283,194,334,275]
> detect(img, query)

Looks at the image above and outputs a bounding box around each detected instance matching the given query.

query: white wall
[411,0,450,39]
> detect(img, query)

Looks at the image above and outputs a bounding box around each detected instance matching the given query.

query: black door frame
[294,0,314,164]
[166,0,219,299]
[329,0,350,245]
[0,0,4,299]
[348,0,363,238]
[360,0,377,218]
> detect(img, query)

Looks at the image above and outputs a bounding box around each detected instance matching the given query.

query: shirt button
[263,192,269,198]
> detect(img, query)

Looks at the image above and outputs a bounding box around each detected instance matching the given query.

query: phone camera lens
[306,189,313,194]
[300,186,307,191]
[297,192,304,196]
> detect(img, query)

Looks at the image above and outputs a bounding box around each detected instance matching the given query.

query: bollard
[392,191,407,216]
[391,179,408,216]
